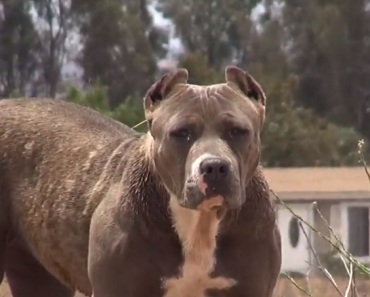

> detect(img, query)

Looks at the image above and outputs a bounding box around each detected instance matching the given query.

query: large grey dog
[0,65,281,297]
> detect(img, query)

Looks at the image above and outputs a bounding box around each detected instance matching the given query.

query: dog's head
[144,66,266,212]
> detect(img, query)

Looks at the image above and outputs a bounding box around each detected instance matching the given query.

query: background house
[264,167,370,274]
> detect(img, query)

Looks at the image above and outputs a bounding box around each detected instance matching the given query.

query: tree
[0,0,40,97]
[261,74,364,167]
[156,0,262,71]
[281,0,370,139]
[72,0,168,108]
[248,16,290,81]
[32,0,74,97]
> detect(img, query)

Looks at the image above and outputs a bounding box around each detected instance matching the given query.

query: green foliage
[64,78,365,167]
[261,75,364,167]
[74,0,167,108]
[8,89,23,99]
[319,249,370,279]
[282,0,370,137]
[66,83,110,114]
[65,83,146,133]
[111,97,146,133]
[177,52,222,85]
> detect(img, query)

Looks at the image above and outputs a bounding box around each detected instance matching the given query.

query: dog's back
[0,97,135,140]
[0,98,140,293]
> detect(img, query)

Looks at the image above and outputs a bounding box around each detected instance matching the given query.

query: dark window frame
[347,206,370,257]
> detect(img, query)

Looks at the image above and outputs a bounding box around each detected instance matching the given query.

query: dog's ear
[225,66,266,106]
[144,69,188,116]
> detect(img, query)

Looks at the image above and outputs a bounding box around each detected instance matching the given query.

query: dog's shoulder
[119,149,174,232]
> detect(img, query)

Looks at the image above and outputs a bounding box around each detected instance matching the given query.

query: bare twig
[281,272,313,296]
[339,255,355,297]
[358,139,370,182]
[299,221,343,296]
[131,119,147,130]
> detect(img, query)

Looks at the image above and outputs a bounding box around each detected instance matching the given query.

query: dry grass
[274,277,370,297]
[1,277,370,297]
[0,281,87,297]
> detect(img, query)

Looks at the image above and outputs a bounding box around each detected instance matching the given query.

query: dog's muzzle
[184,156,239,211]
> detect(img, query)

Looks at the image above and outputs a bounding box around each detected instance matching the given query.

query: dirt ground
[274,276,370,297]
[0,280,86,297]
[1,276,370,297]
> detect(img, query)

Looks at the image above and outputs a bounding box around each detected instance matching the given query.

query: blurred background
[1,0,369,167]
[1,1,370,296]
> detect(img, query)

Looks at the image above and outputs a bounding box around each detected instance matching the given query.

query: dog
[0,65,281,297]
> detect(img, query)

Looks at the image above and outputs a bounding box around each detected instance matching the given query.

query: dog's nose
[200,158,230,182]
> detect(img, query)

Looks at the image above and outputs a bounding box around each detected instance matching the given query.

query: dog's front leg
[88,196,158,297]
[88,197,131,297]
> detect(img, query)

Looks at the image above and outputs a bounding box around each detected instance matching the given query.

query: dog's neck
[163,194,236,297]
[168,194,221,274]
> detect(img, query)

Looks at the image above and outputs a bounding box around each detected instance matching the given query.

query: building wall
[276,203,313,273]
[276,197,370,273]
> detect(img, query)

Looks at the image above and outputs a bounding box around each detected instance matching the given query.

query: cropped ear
[144,69,188,117]
[225,66,266,106]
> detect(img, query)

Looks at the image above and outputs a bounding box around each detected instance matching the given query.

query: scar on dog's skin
[163,194,236,297]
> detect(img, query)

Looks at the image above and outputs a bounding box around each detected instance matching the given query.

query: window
[348,206,369,257]
[274,203,279,221]
[288,217,300,248]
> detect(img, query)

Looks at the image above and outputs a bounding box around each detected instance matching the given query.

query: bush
[65,83,146,133]
[261,75,366,167]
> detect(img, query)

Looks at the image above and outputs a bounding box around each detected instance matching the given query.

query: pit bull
[0,65,281,297]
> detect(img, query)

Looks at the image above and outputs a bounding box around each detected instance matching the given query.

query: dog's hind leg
[0,197,8,288]
[5,241,75,297]
[0,225,6,287]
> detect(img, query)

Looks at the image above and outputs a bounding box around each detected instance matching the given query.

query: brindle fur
[0,66,281,297]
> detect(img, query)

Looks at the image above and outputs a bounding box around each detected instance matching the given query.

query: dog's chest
[162,256,236,297]
[162,203,236,297]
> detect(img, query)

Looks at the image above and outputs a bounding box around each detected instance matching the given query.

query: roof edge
[271,191,370,202]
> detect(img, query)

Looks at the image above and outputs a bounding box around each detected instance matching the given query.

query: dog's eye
[170,128,191,140]
[229,127,249,138]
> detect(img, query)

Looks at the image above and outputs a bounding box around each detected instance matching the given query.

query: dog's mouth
[182,176,239,212]
[179,193,225,212]
[182,170,244,212]
[197,195,225,211]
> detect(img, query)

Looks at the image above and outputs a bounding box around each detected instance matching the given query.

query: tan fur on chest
[163,197,236,297]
